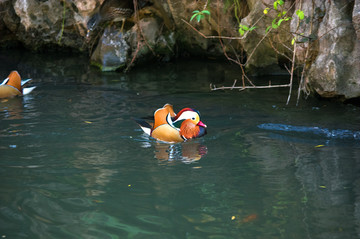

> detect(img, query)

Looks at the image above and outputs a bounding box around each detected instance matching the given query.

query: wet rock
[240,0,283,75]
[292,0,360,99]
[89,16,176,71]
[1,0,90,50]
[353,0,360,39]
[90,27,130,72]
[127,17,176,64]
[0,0,20,46]
[73,0,99,16]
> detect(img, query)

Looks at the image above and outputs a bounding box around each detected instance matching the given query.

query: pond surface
[1,49,360,239]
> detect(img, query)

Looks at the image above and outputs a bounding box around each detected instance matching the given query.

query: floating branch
[210,80,291,91]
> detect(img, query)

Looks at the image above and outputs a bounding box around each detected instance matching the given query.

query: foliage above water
[191,10,211,23]
[187,0,310,105]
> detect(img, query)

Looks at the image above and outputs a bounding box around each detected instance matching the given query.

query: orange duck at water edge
[135,104,207,143]
[0,71,36,98]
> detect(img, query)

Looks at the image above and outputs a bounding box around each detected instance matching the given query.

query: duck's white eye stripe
[177,111,198,121]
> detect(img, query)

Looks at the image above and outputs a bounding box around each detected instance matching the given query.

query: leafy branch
[264,0,293,33]
[238,24,256,36]
[190,10,211,23]
[185,0,311,105]
[291,10,305,45]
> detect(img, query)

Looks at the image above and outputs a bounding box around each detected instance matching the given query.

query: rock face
[0,0,359,100]
[0,0,89,50]
[90,28,131,71]
[291,0,360,99]
[90,16,176,71]
[240,0,283,73]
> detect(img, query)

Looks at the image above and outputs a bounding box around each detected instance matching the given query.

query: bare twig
[203,0,209,10]
[229,45,255,87]
[186,0,303,102]
[296,0,311,105]
[125,0,141,72]
[268,38,292,62]
[126,0,156,71]
[286,42,296,105]
[244,27,273,66]
[211,83,291,91]
[231,79,238,89]
[284,64,291,74]
[126,38,142,72]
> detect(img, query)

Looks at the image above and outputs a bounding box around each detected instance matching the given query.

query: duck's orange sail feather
[152,104,175,130]
[7,71,22,93]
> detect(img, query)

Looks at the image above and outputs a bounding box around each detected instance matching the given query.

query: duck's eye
[192,117,195,120]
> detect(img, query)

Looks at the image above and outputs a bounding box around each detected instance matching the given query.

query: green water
[1,50,360,238]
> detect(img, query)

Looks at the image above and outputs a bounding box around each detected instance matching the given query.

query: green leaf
[291,38,295,45]
[296,10,305,20]
[241,25,249,31]
[190,14,197,22]
[277,19,284,26]
[249,26,257,31]
[274,1,278,10]
[272,19,278,29]
[278,0,284,5]
[282,11,287,16]
[265,26,272,33]
[202,10,210,15]
[239,28,245,36]
[196,14,203,22]
[192,10,200,14]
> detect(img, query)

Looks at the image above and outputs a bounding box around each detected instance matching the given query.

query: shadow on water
[1,49,360,238]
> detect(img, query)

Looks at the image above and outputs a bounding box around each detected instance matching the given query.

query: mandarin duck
[0,71,36,98]
[135,104,207,143]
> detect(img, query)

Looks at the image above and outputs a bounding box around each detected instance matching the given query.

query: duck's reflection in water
[154,141,207,163]
[0,97,24,120]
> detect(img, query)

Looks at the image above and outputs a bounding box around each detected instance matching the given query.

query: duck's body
[0,71,35,98]
[0,85,22,98]
[135,104,207,143]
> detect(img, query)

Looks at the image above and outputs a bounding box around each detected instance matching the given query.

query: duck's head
[4,71,22,93]
[171,108,207,140]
